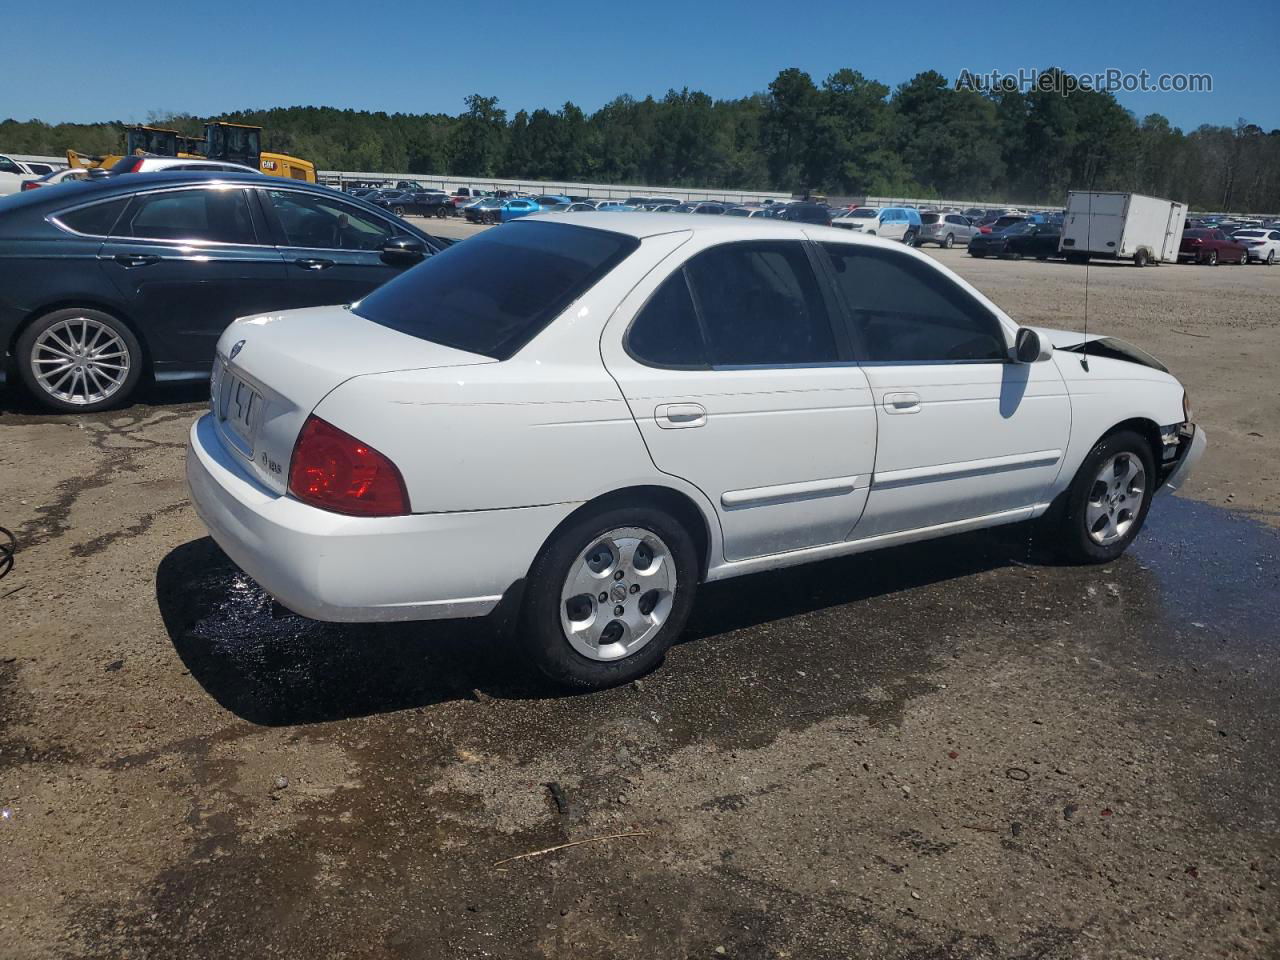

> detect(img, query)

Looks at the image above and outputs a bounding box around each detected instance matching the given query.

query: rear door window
[119,187,256,244]
[352,221,638,359]
[685,242,837,366]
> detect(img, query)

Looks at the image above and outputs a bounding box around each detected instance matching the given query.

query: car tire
[969,250,984,258]
[393,206,406,217]
[903,230,917,246]
[435,206,448,219]
[519,503,699,689]
[1133,249,1148,268]
[942,233,954,249]
[1044,429,1156,565]
[18,307,143,413]
[1206,250,1218,266]
[1239,251,1249,265]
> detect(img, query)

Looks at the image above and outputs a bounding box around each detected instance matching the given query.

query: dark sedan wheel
[435,206,448,219]
[18,308,143,413]
[969,249,984,258]
[1206,250,1218,266]
[393,205,406,217]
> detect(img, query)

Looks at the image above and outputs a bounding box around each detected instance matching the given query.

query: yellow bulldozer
[67,121,316,182]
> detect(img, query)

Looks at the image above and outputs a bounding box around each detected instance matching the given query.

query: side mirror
[1013,327,1048,363]
[381,237,426,265]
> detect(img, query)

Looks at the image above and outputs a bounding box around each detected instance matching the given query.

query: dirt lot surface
[1,241,1277,959]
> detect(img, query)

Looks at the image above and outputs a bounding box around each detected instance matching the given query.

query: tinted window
[921,214,941,224]
[267,190,393,250]
[56,197,130,236]
[0,157,20,174]
[627,270,707,368]
[120,188,255,244]
[685,242,836,366]
[353,221,638,360]
[821,243,1006,363]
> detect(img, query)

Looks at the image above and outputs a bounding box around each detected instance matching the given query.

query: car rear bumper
[1156,424,1206,497]
[186,414,574,623]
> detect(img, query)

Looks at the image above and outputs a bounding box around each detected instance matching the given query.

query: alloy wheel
[1085,453,1146,545]
[559,526,676,662]
[30,317,131,407]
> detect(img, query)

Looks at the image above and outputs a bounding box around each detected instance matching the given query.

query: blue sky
[4,1,1275,131]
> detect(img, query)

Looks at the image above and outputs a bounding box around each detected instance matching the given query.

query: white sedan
[1233,228,1280,265]
[187,215,1205,688]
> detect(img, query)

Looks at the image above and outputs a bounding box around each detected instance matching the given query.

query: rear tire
[1133,249,1148,268]
[1042,429,1155,565]
[942,233,954,249]
[17,308,143,413]
[519,504,699,689]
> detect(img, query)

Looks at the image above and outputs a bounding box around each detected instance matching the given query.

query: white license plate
[217,368,262,455]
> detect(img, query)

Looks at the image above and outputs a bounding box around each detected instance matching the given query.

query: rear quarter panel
[309,229,707,516]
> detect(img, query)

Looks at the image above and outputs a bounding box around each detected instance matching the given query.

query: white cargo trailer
[1059,191,1187,266]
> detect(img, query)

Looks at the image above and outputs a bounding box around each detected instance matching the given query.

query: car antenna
[1079,157,1101,372]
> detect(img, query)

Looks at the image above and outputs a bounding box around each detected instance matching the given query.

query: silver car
[914,211,977,248]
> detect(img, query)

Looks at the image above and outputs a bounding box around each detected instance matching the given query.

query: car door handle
[294,258,335,270]
[113,253,161,267]
[882,392,922,414]
[654,403,707,428]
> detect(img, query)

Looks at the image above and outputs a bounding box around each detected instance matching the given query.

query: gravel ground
[0,238,1277,959]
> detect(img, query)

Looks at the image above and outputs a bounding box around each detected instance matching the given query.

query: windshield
[352,221,639,360]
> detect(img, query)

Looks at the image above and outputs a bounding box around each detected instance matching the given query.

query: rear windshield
[921,213,941,224]
[352,221,639,360]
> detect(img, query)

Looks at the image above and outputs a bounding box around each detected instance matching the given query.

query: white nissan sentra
[187,214,1205,688]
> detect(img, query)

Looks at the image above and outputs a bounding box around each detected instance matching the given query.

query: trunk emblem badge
[229,340,245,360]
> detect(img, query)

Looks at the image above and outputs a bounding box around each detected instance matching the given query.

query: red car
[1179,228,1248,265]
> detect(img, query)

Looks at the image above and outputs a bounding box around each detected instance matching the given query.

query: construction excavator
[67,121,316,182]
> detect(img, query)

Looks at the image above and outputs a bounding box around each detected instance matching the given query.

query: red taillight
[119,156,145,173]
[287,416,409,517]
[21,181,40,191]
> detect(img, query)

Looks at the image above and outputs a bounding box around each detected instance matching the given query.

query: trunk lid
[210,304,494,494]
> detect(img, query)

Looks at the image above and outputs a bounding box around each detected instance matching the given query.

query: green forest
[4,67,1277,212]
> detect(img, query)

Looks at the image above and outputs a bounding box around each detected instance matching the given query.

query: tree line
[4,67,1277,212]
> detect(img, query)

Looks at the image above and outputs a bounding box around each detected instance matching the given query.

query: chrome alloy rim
[559,527,676,661]
[31,317,130,405]
[1086,453,1146,545]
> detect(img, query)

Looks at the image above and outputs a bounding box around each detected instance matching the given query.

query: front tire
[1206,250,1218,266]
[18,308,142,413]
[520,504,699,689]
[1045,430,1156,564]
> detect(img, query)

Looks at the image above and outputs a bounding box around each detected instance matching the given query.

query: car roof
[515,211,887,242]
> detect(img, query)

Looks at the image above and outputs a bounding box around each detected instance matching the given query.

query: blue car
[464,197,542,224]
